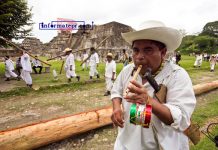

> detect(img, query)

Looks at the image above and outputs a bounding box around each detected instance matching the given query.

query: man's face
[132,40,166,74]
[90,50,95,54]
[106,56,112,62]
[65,51,71,55]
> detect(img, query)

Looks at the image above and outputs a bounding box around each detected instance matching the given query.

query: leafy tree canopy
[0,0,33,46]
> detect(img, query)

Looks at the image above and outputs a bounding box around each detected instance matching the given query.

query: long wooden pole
[0,36,52,66]
[1,81,218,150]
[0,106,112,150]
[59,60,65,74]
[80,36,111,65]
[47,36,111,62]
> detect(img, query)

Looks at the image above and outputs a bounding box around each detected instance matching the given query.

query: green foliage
[195,36,216,52]
[178,21,218,54]
[0,0,33,44]
[179,35,218,54]
[200,21,218,37]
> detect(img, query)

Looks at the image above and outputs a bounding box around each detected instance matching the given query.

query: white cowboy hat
[107,53,113,57]
[122,20,183,52]
[63,48,72,53]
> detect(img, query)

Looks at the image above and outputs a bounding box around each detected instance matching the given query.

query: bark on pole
[0,36,52,66]
[1,81,218,150]
[0,106,112,150]
[193,80,218,95]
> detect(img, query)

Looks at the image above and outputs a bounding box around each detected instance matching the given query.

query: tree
[0,0,33,45]
[200,21,218,37]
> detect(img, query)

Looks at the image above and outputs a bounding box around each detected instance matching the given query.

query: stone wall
[21,37,44,55]
[1,21,135,60]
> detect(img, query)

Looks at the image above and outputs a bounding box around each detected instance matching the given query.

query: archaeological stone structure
[0,21,134,61]
[20,37,44,55]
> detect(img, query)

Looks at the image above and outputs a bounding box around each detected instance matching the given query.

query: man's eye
[144,49,154,54]
[133,48,139,53]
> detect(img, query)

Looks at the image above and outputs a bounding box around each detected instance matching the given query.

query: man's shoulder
[163,61,189,78]
[121,63,134,73]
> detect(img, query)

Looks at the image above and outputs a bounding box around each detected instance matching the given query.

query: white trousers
[21,70,32,85]
[5,70,18,78]
[194,60,202,67]
[82,62,89,69]
[105,77,113,91]
[66,69,77,78]
[89,65,98,77]
[210,64,215,70]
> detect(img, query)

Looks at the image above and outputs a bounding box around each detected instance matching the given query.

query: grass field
[0,55,218,150]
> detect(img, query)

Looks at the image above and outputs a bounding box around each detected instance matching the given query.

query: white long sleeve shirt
[5,59,15,71]
[32,59,42,67]
[89,52,99,67]
[111,61,196,150]
[83,53,89,62]
[105,60,116,79]
[65,53,75,70]
[21,53,32,72]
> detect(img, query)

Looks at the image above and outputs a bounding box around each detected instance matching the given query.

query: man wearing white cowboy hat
[111,20,196,150]
[63,48,80,82]
[104,53,116,96]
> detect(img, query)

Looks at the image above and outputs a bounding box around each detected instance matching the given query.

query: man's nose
[136,51,146,60]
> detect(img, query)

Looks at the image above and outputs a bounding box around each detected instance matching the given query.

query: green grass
[189,89,218,150]
[0,58,124,86]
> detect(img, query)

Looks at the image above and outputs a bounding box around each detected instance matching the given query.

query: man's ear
[161,47,167,59]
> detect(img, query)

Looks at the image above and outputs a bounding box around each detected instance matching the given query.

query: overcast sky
[27,0,218,43]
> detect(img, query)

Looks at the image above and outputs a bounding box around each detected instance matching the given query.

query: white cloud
[27,0,218,43]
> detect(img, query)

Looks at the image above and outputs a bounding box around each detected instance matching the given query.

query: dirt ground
[0,82,110,131]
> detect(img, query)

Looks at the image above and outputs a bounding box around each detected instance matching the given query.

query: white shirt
[105,60,116,78]
[21,53,32,72]
[196,54,203,61]
[5,59,15,71]
[89,52,99,66]
[32,59,42,67]
[83,53,89,62]
[65,53,75,70]
[111,61,196,150]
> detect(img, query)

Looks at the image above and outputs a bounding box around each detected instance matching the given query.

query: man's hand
[111,98,124,128]
[124,80,149,105]
[111,108,124,128]
[111,76,115,81]
[111,72,115,81]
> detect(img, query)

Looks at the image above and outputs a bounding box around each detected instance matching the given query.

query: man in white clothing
[111,20,196,150]
[20,51,33,88]
[88,47,100,79]
[32,56,43,74]
[194,53,203,67]
[104,53,116,96]
[4,56,20,81]
[63,48,80,82]
[82,50,89,71]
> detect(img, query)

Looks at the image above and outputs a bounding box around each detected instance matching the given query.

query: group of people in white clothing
[63,47,117,96]
[4,50,33,88]
[194,52,217,72]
